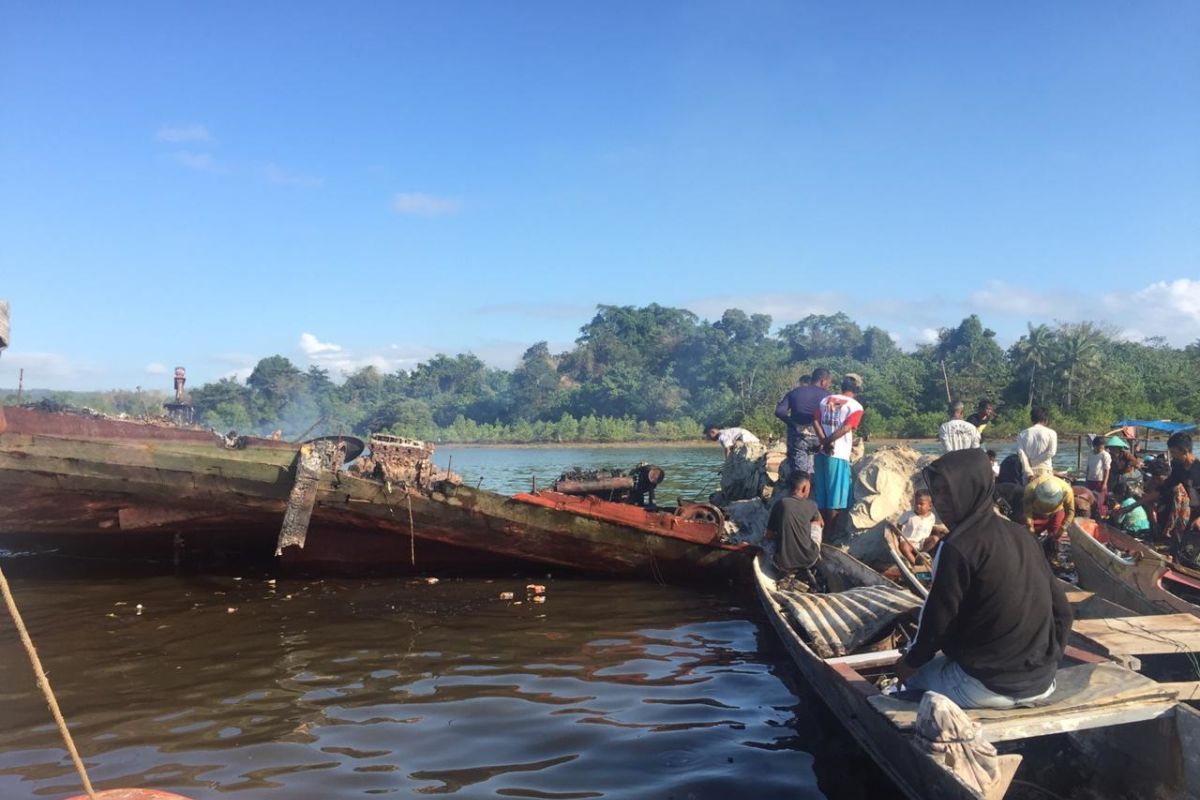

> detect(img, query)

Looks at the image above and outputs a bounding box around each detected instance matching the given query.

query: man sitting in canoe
[895,448,1073,709]
[765,471,823,592]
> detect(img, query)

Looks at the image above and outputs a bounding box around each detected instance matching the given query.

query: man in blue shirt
[774,368,831,477]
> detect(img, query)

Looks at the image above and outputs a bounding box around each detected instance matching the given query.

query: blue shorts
[813,454,851,510]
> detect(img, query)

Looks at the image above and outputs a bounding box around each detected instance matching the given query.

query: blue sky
[2,1,1198,391]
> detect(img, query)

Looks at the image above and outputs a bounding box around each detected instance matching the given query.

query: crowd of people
[707,368,1199,710]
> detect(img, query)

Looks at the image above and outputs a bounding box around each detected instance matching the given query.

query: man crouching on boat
[895,448,1073,709]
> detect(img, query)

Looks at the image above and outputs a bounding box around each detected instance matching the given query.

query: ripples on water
[0,572,882,799]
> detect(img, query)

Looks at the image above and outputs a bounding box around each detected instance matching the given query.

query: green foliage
[39,304,1193,443]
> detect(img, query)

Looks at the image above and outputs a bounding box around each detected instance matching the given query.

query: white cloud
[918,327,940,344]
[299,333,342,356]
[262,163,323,188]
[1130,279,1200,322]
[172,151,221,172]
[968,281,1063,317]
[155,123,213,144]
[144,362,167,375]
[392,192,461,217]
[1102,278,1200,345]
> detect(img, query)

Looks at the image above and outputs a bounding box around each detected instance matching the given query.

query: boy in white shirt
[889,489,948,566]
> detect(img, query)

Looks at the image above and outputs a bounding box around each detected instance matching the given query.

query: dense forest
[9,306,1200,443]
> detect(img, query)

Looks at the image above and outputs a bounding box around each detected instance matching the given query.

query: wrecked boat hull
[0,407,753,579]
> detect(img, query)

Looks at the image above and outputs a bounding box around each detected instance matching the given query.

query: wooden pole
[0,563,97,800]
[940,361,952,404]
[17,368,23,403]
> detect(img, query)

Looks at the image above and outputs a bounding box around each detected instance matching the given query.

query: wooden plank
[1063,644,1109,664]
[828,661,881,699]
[827,649,903,669]
[1159,681,1200,702]
[979,700,1177,742]
[1066,590,1095,603]
[1074,613,1200,655]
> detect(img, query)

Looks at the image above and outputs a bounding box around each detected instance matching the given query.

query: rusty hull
[0,406,755,579]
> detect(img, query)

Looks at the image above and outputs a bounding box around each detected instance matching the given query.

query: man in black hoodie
[896,448,1073,709]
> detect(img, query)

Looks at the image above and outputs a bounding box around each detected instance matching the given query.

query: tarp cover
[844,446,936,565]
[1113,419,1197,434]
[774,583,921,658]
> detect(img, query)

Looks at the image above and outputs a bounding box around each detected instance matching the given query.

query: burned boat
[0,404,754,579]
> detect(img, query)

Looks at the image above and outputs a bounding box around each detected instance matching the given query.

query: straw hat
[1035,479,1065,508]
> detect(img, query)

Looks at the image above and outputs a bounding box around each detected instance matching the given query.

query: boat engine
[553,463,665,507]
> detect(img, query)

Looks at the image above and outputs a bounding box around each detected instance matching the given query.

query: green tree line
[11,306,1200,443]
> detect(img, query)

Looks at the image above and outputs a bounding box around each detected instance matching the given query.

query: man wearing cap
[1022,473,1075,563]
[938,400,981,452]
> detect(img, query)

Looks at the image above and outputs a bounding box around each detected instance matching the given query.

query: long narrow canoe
[1069,519,1200,616]
[754,549,1200,799]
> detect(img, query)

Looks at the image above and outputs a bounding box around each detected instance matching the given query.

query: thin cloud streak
[392,192,461,217]
[171,151,223,172]
[262,163,324,188]
[155,123,213,143]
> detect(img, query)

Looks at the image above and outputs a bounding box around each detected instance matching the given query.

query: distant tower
[163,366,194,425]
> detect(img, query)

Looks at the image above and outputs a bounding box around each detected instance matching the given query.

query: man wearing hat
[1022,473,1076,564]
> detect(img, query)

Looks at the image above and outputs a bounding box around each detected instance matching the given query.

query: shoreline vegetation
[5,305,1197,444]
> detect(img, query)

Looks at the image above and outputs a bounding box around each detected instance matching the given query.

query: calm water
[441,439,1088,499]
[0,439,1087,799]
[0,445,906,800]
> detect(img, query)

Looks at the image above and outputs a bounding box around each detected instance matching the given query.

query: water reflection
[0,574,834,799]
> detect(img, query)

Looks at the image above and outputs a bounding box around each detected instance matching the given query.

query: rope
[0,563,97,800]
[407,494,416,567]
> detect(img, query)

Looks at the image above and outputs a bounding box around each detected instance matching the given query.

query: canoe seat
[868,662,1179,742]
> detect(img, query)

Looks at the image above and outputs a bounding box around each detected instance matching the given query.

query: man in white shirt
[812,377,864,530]
[1015,406,1058,480]
[706,425,760,458]
[939,400,981,452]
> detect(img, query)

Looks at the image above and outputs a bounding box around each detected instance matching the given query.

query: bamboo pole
[0,563,97,800]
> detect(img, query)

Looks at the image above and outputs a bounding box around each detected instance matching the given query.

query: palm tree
[1012,323,1054,406]
[1056,322,1104,411]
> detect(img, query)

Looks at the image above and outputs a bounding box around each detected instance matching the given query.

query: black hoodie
[903,448,1073,697]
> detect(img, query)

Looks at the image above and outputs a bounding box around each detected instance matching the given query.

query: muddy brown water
[0,569,895,799]
[0,443,938,799]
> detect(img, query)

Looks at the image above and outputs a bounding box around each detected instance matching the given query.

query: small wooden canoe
[1069,519,1200,616]
[754,548,1200,799]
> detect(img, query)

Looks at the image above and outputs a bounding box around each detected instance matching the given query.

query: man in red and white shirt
[812,377,864,530]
